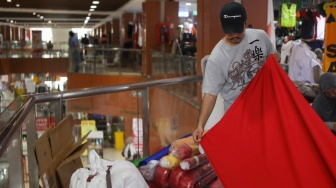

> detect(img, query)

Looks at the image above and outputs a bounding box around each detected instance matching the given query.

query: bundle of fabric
[148,135,223,187]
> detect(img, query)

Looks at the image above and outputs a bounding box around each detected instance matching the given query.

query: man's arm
[192,93,217,143]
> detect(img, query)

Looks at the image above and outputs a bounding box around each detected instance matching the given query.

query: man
[68,31,80,72]
[193,2,280,143]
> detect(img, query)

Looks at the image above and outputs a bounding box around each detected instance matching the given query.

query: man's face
[225,31,245,45]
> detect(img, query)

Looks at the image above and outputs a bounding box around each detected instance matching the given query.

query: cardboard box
[33,115,90,188]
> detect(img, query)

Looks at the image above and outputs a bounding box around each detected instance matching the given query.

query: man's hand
[192,125,204,144]
[271,51,281,63]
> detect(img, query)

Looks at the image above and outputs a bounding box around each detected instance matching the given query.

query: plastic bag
[139,160,159,181]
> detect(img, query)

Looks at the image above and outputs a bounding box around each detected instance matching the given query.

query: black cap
[220,2,247,34]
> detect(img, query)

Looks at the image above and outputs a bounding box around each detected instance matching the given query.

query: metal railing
[0,75,202,188]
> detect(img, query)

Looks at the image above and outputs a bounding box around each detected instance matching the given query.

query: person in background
[312,72,336,135]
[46,41,53,50]
[81,34,90,61]
[81,34,89,46]
[68,31,80,72]
[192,2,280,143]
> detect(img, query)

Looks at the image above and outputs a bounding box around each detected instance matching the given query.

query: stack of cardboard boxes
[33,115,90,188]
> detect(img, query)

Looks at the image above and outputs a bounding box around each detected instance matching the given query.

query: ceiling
[0,0,197,29]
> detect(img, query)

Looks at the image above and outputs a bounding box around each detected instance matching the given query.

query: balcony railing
[0,75,202,188]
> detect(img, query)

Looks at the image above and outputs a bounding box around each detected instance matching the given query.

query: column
[141,0,179,76]
[112,18,120,45]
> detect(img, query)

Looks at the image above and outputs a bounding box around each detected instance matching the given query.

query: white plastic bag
[70,150,149,188]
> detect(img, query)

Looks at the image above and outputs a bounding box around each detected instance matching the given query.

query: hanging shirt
[281,3,297,28]
[288,40,321,83]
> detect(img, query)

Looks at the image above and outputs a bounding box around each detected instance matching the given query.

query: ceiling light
[33,12,36,15]
[37,14,40,17]
[92,1,99,4]
[90,5,97,9]
[48,21,52,24]
[89,9,94,11]
[7,0,11,2]
[86,17,90,20]
[40,16,44,19]
[186,3,191,6]
[10,20,13,23]
[16,4,20,7]
[88,13,92,16]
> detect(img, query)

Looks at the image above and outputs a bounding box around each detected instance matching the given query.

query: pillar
[141,0,179,76]
[105,21,112,44]
[112,18,120,45]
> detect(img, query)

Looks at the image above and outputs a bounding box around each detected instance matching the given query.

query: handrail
[0,75,202,157]
[0,97,36,156]
[33,75,202,103]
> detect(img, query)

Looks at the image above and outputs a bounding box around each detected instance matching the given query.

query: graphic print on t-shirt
[228,44,265,91]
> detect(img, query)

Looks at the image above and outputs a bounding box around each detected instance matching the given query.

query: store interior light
[7,0,11,2]
[178,11,189,18]
[186,3,191,6]
[16,4,20,7]
[92,1,99,4]
[90,5,97,9]
[89,9,94,11]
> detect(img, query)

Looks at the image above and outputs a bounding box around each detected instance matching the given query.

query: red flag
[200,55,336,188]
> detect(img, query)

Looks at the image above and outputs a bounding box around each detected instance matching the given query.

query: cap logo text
[224,15,242,19]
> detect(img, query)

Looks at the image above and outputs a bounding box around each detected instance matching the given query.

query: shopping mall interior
[0,0,335,187]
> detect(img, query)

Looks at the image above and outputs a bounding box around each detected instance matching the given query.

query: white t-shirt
[203,29,276,112]
[288,41,321,83]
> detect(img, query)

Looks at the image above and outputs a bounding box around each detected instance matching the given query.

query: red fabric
[200,55,336,188]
